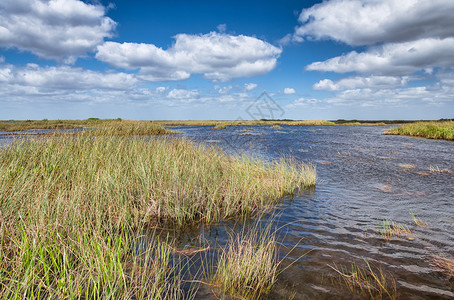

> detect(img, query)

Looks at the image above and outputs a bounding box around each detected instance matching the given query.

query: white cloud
[283,87,295,94]
[167,89,199,99]
[313,76,409,91]
[0,63,137,90]
[155,86,168,94]
[306,38,454,75]
[286,97,320,108]
[0,0,116,62]
[244,83,258,91]
[96,32,282,82]
[294,0,454,46]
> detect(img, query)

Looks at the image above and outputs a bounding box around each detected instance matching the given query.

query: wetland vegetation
[0,127,316,299]
[384,121,454,140]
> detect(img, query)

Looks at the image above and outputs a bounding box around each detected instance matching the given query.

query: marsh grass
[0,119,173,136]
[81,120,174,136]
[384,121,454,140]
[0,133,316,298]
[329,260,397,300]
[378,220,412,241]
[429,165,451,174]
[271,125,283,129]
[156,120,335,126]
[410,212,427,227]
[212,226,278,299]
[214,124,227,129]
[430,255,454,280]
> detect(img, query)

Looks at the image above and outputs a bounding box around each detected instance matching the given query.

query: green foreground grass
[0,131,316,298]
[384,121,454,140]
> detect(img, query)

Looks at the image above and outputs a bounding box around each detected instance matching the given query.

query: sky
[1,0,453,120]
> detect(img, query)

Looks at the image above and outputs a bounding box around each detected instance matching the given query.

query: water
[1,125,453,298]
[166,125,454,299]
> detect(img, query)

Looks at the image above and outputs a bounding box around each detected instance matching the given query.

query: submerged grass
[213,226,278,299]
[330,260,397,300]
[0,133,316,298]
[430,255,454,280]
[378,219,412,241]
[384,121,454,140]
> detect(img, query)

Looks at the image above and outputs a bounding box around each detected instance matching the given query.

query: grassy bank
[384,121,454,140]
[0,133,316,298]
[0,119,173,135]
[157,119,336,126]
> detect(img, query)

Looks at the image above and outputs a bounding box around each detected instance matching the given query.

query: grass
[329,260,397,299]
[430,255,454,280]
[156,120,336,126]
[212,226,279,299]
[378,219,412,241]
[410,212,427,227]
[384,121,454,140]
[213,124,227,129]
[0,119,174,136]
[271,125,283,129]
[0,133,316,298]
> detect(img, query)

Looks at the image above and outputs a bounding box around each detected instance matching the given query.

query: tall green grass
[0,134,316,298]
[384,121,454,140]
[213,227,278,299]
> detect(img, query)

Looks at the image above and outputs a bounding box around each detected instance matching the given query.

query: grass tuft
[329,260,397,300]
[378,219,412,241]
[430,255,454,280]
[384,121,454,140]
[213,227,278,299]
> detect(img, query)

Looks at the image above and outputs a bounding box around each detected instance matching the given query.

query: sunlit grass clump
[213,229,278,299]
[1,135,315,227]
[0,134,316,298]
[384,121,454,140]
[378,219,412,241]
[330,260,397,300]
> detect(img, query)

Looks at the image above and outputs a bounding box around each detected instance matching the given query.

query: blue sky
[1,0,453,120]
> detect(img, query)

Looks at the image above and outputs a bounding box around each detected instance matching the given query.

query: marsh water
[166,125,454,299]
[1,125,453,299]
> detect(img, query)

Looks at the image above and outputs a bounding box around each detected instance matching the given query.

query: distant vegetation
[0,119,173,135]
[384,121,454,140]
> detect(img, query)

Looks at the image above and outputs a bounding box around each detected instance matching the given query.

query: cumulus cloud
[167,89,199,99]
[0,63,137,90]
[294,0,454,46]
[0,0,116,62]
[96,32,282,81]
[244,83,258,91]
[313,76,409,91]
[307,38,454,75]
[283,87,295,94]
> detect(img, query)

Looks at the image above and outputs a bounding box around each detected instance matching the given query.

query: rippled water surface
[167,125,454,299]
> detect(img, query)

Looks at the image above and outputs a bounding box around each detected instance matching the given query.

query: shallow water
[166,125,454,299]
[1,125,453,298]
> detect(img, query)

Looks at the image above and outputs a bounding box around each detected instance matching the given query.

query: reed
[384,121,454,140]
[0,119,174,136]
[378,219,412,241]
[213,226,278,299]
[329,260,397,300]
[410,212,427,227]
[430,255,454,280]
